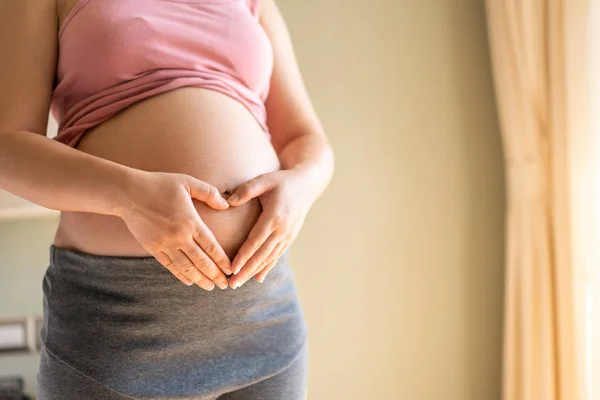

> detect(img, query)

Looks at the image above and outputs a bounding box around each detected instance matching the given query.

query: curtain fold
[484,1,593,399]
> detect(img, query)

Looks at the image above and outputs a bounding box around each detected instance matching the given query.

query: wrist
[107,166,145,218]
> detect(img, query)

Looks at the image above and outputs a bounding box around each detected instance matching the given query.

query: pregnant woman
[0,0,334,399]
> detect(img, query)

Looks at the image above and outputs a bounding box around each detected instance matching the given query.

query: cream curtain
[484,1,598,399]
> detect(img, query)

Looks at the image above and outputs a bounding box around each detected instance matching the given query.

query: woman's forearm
[0,130,139,216]
[277,131,335,202]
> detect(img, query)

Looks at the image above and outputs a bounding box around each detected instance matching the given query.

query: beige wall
[0,218,59,395]
[0,0,505,398]
[279,0,505,399]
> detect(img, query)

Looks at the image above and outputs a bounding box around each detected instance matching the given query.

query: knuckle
[203,242,217,255]
[180,265,196,275]
[179,218,197,233]
[165,224,184,239]
[258,259,269,271]
[265,261,277,271]
[180,173,194,183]
[242,239,260,253]
[271,214,290,229]
[193,226,208,240]
[240,182,255,196]
[167,222,195,241]
[151,241,166,252]
[154,234,173,247]
[271,214,283,226]
[215,255,230,266]
[194,276,206,285]
[256,261,267,271]
[206,185,219,198]
[178,173,191,182]
[263,255,275,266]
[245,260,259,272]
[249,242,262,254]
[251,254,264,265]
[147,245,165,258]
[186,252,203,265]
[260,252,272,264]
[195,259,212,272]
[261,256,274,267]
[164,263,177,272]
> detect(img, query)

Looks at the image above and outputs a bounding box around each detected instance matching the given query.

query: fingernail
[220,198,230,208]
[185,281,194,286]
[228,194,240,204]
[219,281,228,290]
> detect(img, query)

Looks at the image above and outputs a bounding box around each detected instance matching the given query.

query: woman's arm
[226,0,335,288]
[0,1,232,290]
[0,0,132,216]
[259,0,334,201]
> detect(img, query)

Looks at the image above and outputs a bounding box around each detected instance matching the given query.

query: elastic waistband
[50,244,173,279]
[49,244,291,280]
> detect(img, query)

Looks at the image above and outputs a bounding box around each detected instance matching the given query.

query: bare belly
[52,87,280,258]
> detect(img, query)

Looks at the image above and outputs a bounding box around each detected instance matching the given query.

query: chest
[55,0,273,97]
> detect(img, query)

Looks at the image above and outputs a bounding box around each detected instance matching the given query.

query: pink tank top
[50,0,273,148]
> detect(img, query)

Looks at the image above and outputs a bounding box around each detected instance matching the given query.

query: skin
[0,0,334,290]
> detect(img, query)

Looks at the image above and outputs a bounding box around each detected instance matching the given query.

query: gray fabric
[217,341,308,400]
[37,244,308,399]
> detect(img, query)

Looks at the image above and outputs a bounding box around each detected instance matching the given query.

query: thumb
[228,174,276,206]
[185,177,229,210]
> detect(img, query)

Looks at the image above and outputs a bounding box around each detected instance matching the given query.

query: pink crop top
[50,0,274,148]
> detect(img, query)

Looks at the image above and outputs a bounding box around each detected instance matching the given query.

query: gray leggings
[214,344,308,400]
[38,341,308,399]
[37,245,309,399]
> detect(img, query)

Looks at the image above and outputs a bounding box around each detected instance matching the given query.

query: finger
[166,248,215,291]
[227,174,276,206]
[193,224,233,275]
[255,259,277,283]
[255,241,287,283]
[153,250,193,286]
[185,176,229,210]
[229,233,279,289]
[231,211,274,274]
[182,240,229,290]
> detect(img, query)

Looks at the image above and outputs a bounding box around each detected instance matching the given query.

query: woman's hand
[226,168,317,288]
[117,170,232,291]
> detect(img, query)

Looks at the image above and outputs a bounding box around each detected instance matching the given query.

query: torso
[52,1,279,258]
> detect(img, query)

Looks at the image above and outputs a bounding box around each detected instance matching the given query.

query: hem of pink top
[53,84,271,149]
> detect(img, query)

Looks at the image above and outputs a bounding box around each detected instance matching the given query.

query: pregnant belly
[53,87,280,258]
